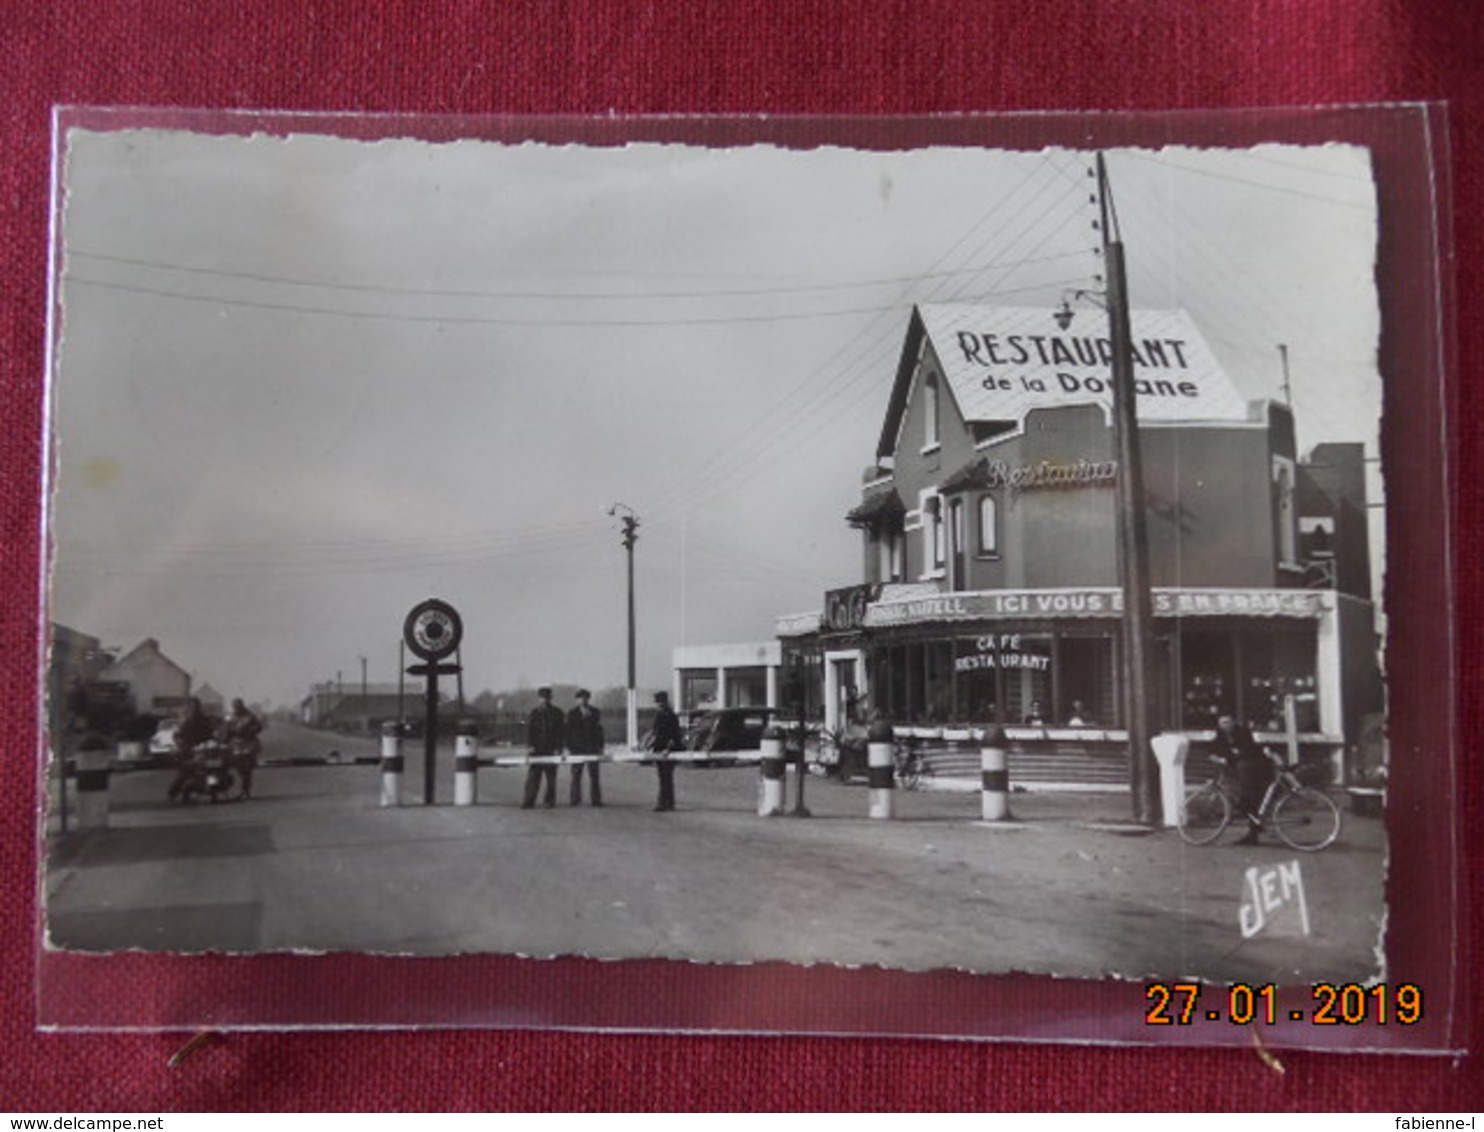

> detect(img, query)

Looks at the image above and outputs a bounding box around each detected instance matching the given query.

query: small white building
[672,642,782,715]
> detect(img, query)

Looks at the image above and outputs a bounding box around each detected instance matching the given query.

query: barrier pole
[74,737,112,831]
[981,725,1011,821]
[1151,733,1190,828]
[758,725,785,816]
[379,721,404,807]
[867,718,895,820]
[453,721,479,806]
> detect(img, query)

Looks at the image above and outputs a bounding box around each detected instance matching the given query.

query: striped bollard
[981,725,1011,821]
[453,721,480,806]
[758,725,785,816]
[379,721,404,807]
[74,737,113,831]
[867,718,895,820]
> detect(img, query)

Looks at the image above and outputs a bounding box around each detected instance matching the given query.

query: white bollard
[453,722,480,806]
[867,718,895,820]
[981,726,1011,821]
[1151,733,1191,828]
[74,739,113,831]
[379,722,404,807]
[758,726,785,816]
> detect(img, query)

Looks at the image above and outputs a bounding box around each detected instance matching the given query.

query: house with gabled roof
[776,303,1381,760]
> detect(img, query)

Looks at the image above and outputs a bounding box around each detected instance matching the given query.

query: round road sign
[403,598,464,661]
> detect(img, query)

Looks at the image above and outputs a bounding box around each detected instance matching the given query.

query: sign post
[402,598,464,806]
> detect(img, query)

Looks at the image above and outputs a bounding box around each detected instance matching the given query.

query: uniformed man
[566,689,604,806]
[521,686,565,809]
[650,690,684,812]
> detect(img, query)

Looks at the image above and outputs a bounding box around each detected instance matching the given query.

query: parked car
[685,706,777,758]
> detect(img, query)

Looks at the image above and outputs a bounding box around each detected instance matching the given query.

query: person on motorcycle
[166,698,215,801]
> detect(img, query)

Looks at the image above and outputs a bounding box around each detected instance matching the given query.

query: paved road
[44,721,1388,985]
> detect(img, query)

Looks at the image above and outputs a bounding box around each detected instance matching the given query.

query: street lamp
[609,503,640,750]
[1056,154,1160,826]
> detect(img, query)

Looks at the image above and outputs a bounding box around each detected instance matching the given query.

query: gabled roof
[108,637,190,680]
[875,304,1249,460]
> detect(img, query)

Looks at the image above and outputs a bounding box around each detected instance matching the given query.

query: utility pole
[610,504,640,750]
[1097,152,1160,826]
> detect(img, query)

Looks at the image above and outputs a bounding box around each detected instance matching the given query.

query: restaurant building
[777,304,1382,763]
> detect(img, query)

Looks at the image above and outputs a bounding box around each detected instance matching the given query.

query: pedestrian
[649,690,684,812]
[225,697,263,800]
[1023,699,1047,726]
[566,688,604,806]
[522,686,564,809]
[1066,700,1092,727]
[1212,713,1273,845]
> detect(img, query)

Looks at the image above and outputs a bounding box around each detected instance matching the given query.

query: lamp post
[1056,153,1161,826]
[609,504,640,750]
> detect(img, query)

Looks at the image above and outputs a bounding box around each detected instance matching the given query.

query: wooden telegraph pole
[1096,153,1161,826]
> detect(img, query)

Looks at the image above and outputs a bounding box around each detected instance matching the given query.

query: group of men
[521,686,685,812]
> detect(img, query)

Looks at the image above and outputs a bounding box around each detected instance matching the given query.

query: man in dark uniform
[566,688,604,806]
[650,690,684,812]
[522,686,564,809]
[225,697,263,800]
[1212,713,1274,845]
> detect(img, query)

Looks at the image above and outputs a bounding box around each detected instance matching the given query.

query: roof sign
[918,304,1250,425]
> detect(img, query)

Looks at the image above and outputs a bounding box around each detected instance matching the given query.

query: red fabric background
[2,0,1479,1111]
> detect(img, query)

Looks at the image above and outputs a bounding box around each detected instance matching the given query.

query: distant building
[193,682,226,717]
[47,623,107,739]
[301,682,408,731]
[100,638,191,718]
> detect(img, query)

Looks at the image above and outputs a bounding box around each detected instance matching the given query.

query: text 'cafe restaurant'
[777,304,1383,769]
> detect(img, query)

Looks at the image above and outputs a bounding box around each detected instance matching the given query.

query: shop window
[1241,629,1319,732]
[1057,635,1116,727]
[679,671,717,713]
[977,494,999,556]
[725,667,769,708]
[1180,632,1235,728]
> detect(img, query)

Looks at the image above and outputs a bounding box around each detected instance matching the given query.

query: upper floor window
[977,494,999,556]
[1273,457,1298,569]
[931,498,945,569]
[878,523,905,583]
[922,373,941,452]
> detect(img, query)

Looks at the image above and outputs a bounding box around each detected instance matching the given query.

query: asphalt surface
[43,721,1389,985]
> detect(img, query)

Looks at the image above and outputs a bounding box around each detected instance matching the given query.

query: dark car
[685,706,777,757]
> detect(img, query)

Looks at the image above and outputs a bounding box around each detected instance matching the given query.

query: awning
[845,485,905,526]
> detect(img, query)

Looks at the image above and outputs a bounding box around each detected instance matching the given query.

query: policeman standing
[650,690,684,812]
[566,688,604,806]
[521,686,564,809]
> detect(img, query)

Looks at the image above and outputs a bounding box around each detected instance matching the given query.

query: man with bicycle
[1211,714,1274,845]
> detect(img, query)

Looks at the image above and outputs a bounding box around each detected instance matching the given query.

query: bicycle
[894,743,932,791]
[1178,754,1341,851]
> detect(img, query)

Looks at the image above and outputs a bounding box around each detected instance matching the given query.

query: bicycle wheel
[895,751,921,791]
[1272,786,1341,851]
[1178,782,1231,846]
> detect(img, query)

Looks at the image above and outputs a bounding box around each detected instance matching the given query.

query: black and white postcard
[39,111,1451,1043]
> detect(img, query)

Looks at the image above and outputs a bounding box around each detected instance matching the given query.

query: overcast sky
[48,125,1381,709]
